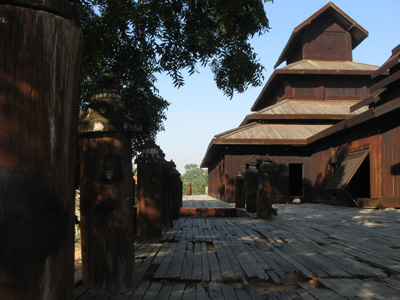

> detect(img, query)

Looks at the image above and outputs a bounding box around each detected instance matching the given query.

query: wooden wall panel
[308,32,352,61]
[311,119,383,204]
[381,123,400,200]
[207,155,225,200]
[303,15,352,61]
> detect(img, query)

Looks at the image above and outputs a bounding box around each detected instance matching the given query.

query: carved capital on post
[235,171,245,181]
[246,158,258,175]
[79,74,142,135]
[258,155,274,174]
[135,139,165,164]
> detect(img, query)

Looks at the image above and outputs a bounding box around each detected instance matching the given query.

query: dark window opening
[289,164,303,196]
[348,155,370,199]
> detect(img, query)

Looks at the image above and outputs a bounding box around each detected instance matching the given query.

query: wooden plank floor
[182,195,235,208]
[74,197,400,299]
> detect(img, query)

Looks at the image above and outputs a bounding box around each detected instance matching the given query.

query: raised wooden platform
[74,197,400,299]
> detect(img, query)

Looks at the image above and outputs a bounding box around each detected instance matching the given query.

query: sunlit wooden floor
[74,196,400,299]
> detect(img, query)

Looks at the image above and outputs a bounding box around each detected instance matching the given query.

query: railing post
[187,182,192,195]
[79,74,140,291]
[257,155,274,219]
[234,171,245,209]
[245,159,258,213]
[169,161,182,220]
[135,140,165,239]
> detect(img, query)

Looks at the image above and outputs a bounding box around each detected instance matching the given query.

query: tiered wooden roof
[201,2,380,169]
[241,99,368,126]
[308,43,400,144]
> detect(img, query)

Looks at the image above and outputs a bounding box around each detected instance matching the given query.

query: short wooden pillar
[79,74,141,292]
[169,161,182,220]
[257,155,274,219]
[0,2,83,299]
[162,160,173,228]
[179,180,183,211]
[187,182,192,195]
[135,140,165,239]
[234,171,245,208]
[245,159,258,213]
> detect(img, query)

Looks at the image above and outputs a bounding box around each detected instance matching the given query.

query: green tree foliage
[69,0,271,153]
[181,164,208,195]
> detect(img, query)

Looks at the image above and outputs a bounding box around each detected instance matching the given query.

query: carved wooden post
[245,159,258,213]
[135,140,165,239]
[257,155,274,219]
[234,171,245,208]
[0,2,83,299]
[79,74,141,292]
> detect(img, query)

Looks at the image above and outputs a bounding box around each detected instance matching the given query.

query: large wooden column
[169,161,182,220]
[0,2,83,299]
[162,161,173,228]
[245,159,258,213]
[257,155,274,219]
[235,171,245,209]
[135,140,165,239]
[79,74,141,292]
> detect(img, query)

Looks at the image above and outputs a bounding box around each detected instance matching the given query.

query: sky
[154,0,400,174]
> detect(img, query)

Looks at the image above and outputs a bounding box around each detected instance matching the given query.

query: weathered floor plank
[75,200,400,300]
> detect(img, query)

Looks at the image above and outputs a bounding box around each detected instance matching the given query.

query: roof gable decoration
[274,1,368,68]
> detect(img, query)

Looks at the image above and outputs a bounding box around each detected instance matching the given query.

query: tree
[181,164,208,195]
[69,0,271,153]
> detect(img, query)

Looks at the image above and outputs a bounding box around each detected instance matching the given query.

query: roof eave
[241,114,355,126]
[251,67,375,112]
[371,44,400,79]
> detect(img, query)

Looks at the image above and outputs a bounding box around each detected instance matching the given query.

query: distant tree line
[181,164,208,195]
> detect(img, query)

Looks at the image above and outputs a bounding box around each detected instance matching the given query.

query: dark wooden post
[179,179,183,213]
[245,159,258,213]
[169,161,182,220]
[187,182,192,195]
[0,2,83,299]
[79,74,141,292]
[257,155,274,219]
[162,160,173,228]
[135,140,165,239]
[133,177,137,234]
[234,171,245,208]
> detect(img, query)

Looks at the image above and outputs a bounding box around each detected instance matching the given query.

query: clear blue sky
[154,0,400,174]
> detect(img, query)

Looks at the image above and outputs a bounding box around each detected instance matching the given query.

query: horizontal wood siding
[304,15,352,61]
[311,118,383,203]
[290,75,367,101]
[381,114,400,204]
[207,155,225,201]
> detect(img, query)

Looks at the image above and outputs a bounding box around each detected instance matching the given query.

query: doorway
[289,163,303,196]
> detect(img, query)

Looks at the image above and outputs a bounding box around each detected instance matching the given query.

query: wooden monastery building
[201,2,400,208]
